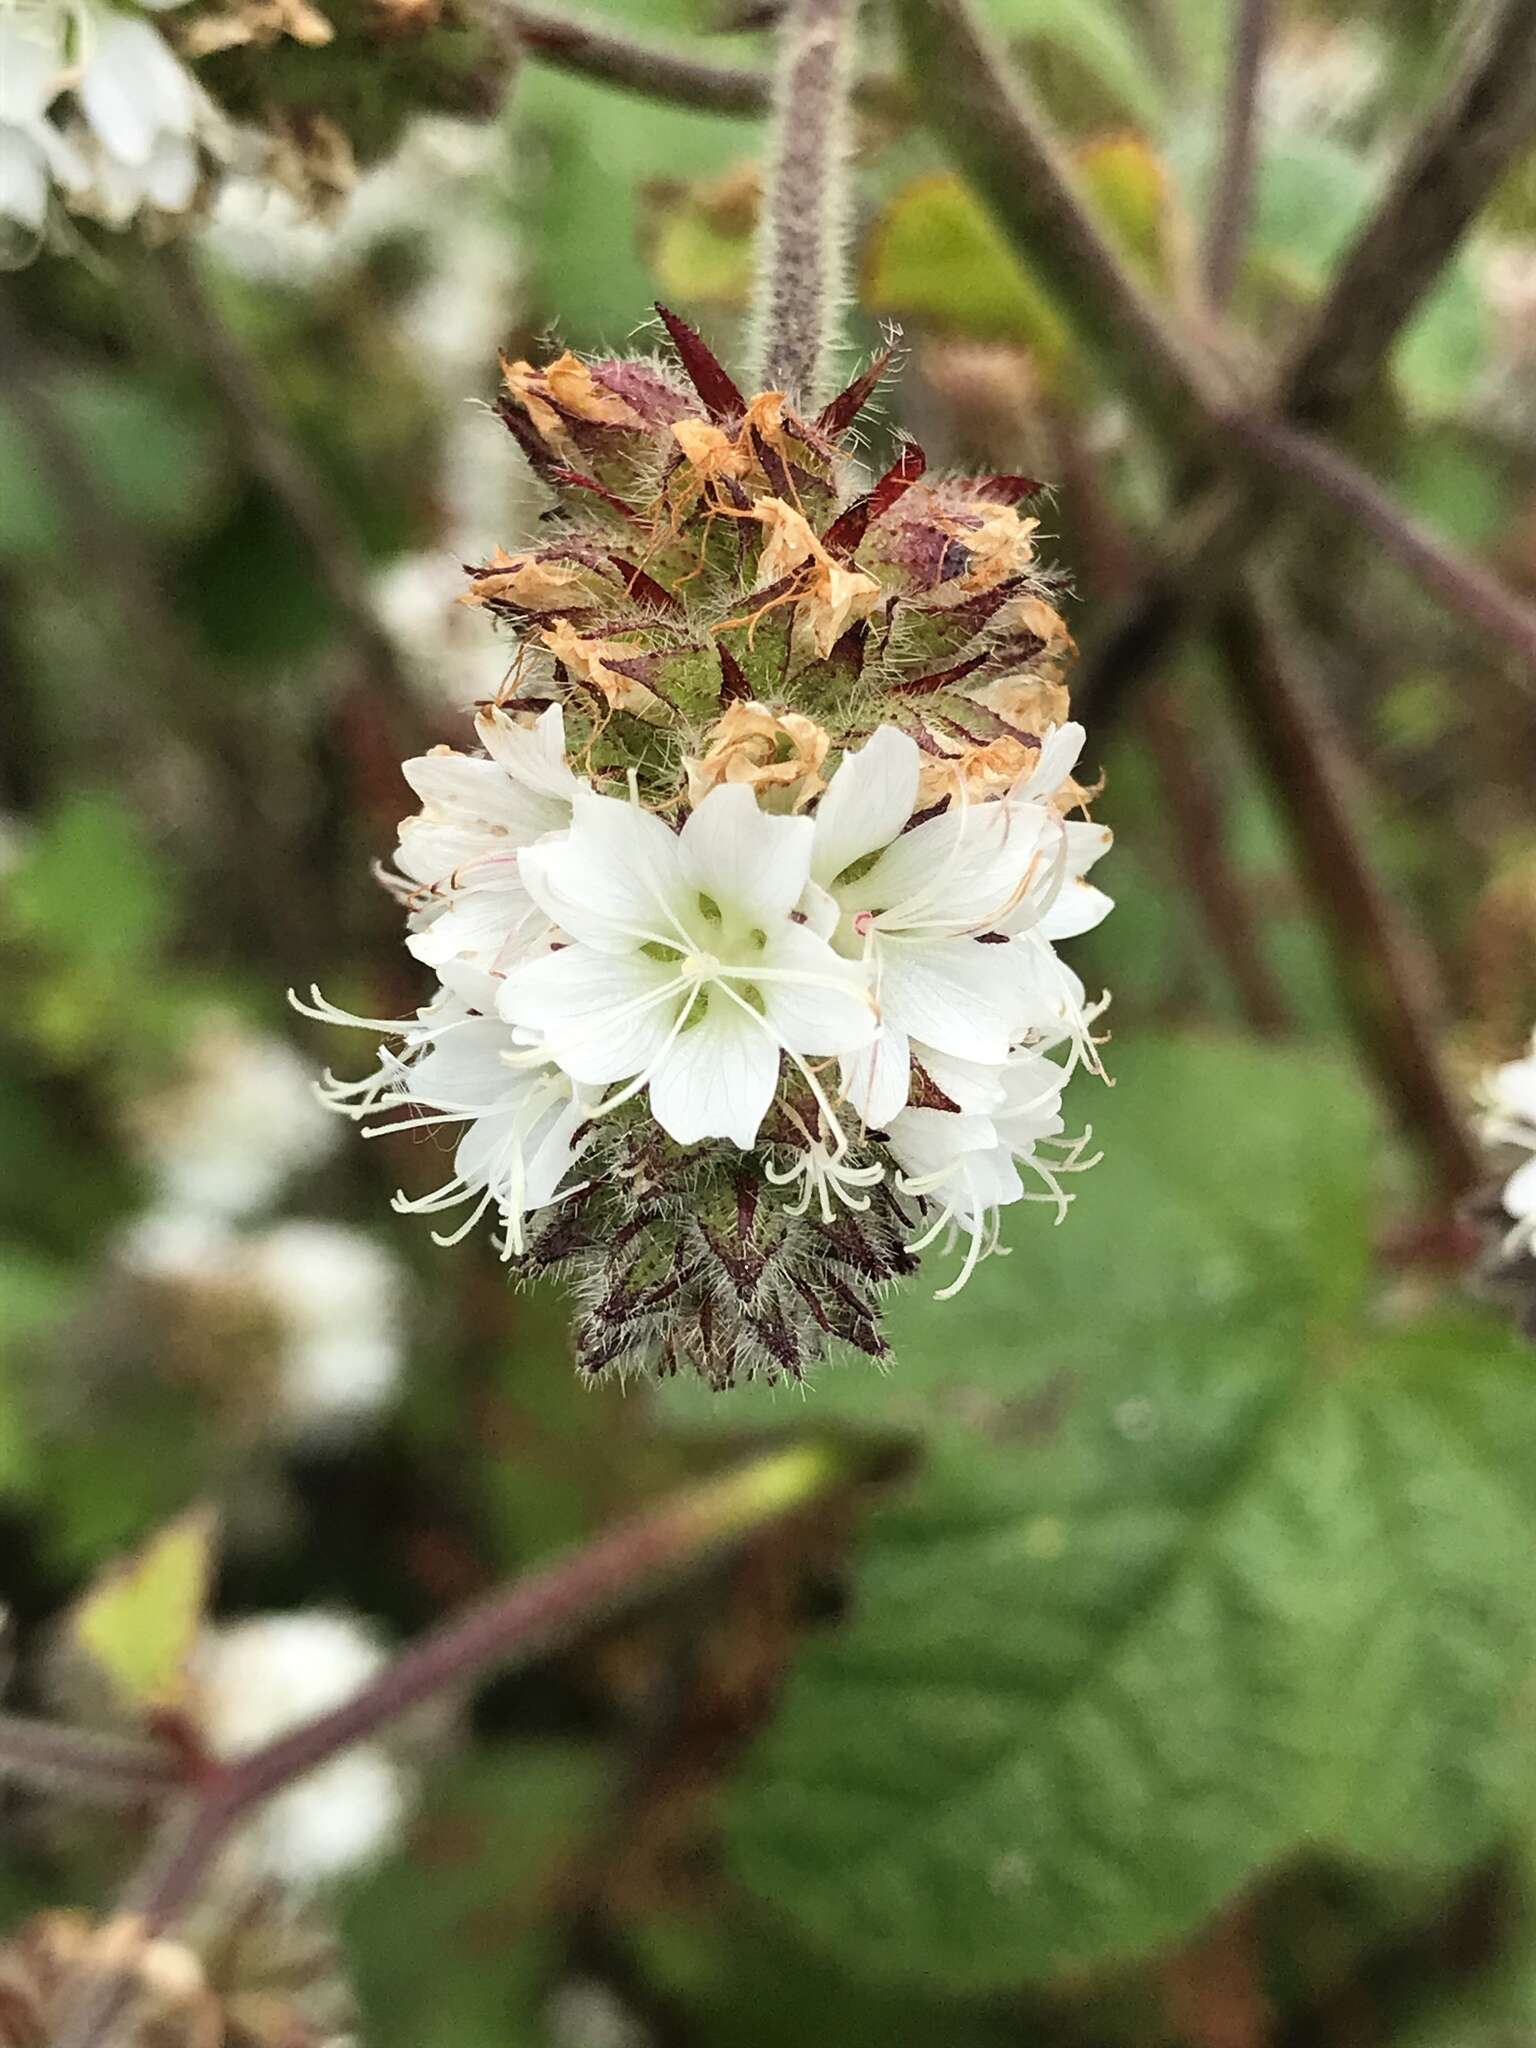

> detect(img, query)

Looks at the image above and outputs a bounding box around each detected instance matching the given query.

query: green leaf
[977,0,1168,129]
[1394,265,1490,422]
[69,1505,217,1714]
[865,174,1073,368]
[513,15,758,350]
[0,375,220,563]
[0,1246,70,1498]
[340,1745,613,2047]
[666,1040,1536,1989]
[1246,135,1488,414]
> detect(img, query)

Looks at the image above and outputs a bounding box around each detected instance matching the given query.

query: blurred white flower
[191,1611,408,1886]
[1478,1034,1536,1258]
[117,1210,407,1438]
[0,0,223,234]
[129,1012,338,1219]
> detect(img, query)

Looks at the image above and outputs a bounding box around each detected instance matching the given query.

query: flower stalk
[751,0,860,406]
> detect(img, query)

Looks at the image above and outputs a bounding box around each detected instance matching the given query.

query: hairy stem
[501,1,770,113]
[47,1442,866,2047]
[1218,581,1479,1200]
[752,0,859,405]
[1202,0,1270,312]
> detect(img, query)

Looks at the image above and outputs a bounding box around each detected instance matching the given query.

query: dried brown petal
[685,701,830,812]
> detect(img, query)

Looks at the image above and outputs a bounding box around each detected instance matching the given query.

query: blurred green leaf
[0,376,220,563]
[667,1040,1536,1988]
[865,174,1073,366]
[340,1744,612,2048]
[0,1246,71,1498]
[69,1505,217,1714]
[514,49,757,348]
[977,0,1167,129]
[5,795,170,969]
[636,1907,1021,2047]
[1249,135,1489,416]
[1394,435,1510,551]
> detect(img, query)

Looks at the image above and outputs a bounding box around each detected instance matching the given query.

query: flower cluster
[304,316,1112,1386]
[0,0,223,236]
[0,0,509,246]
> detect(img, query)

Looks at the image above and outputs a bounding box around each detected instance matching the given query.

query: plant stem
[1218,580,1479,1200]
[752,0,859,405]
[151,244,418,724]
[46,1441,865,2047]
[893,0,1236,438]
[1223,414,1536,676]
[501,1,771,113]
[0,1718,179,1808]
[1202,0,1270,312]
[1276,0,1536,428]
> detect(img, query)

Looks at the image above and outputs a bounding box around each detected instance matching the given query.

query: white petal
[143,130,197,211]
[797,879,840,942]
[886,1108,998,1181]
[1490,1056,1536,1127]
[679,781,814,927]
[878,937,1019,1062]
[915,1044,1008,1113]
[78,18,190,166]
[400,751,569,843]
[1503,1154,1536,1223]
[0,126,48,230]
[753,921,874,1056]
[1019,722,1086,799]
[856,798,1048,932]
[1039,879,1114,940]
[1063,818,1113,877]
[405,881,535,969]
[499,945,680,1085]
[648,990,780,1149]
[518,789,687,954]
[474,703,580,805]
[0,20,66,125]
[401,1022,516,1111]
[839,1023,911,1127]
[811,725,920,887]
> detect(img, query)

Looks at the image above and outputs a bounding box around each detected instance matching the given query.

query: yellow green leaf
[644,167,758,310]
[863,173,1073,376]
[70,1505,217,1713]
[1075,133,1168,285]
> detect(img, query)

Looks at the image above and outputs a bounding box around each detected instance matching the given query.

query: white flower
[1479,1035,1536,1256]
[117,1211,406,1438]
[293,964,594,1259]
[888,1050,1098,1296]
[244,1221,405,1434]
[396,704,578,974]
[0,8,83,234]
[67,9,216,223]
[0,0,222,232]
[804,724,1110,1127]
[191,1612,407,1886]
[129,1013,338,1220]
[502,781,875,1151]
